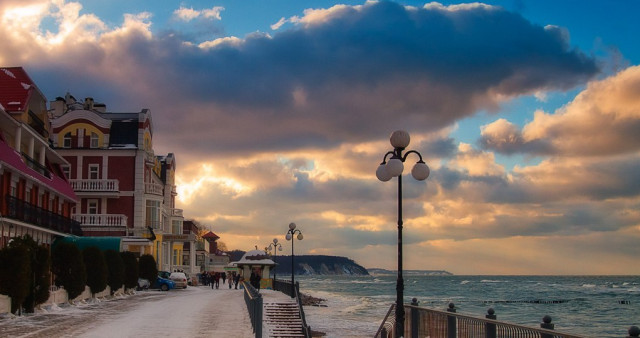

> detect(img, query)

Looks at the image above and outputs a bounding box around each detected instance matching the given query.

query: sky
[1,0,639,275]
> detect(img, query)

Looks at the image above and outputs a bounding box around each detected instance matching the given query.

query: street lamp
[266,238,282,281]
[285,222,303,297]
[376,130,430,338]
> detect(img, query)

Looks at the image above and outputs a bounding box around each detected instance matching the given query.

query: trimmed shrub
[0,242,30,314]
[26,245,51,312]
[138,254,158,283]
[120,251,139,290]
[104,250,124,294]
[52,242,86,301]
[83,246,108,296]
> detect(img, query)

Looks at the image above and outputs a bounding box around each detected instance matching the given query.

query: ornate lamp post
[285,222,303,297]
[376,130,430,337]
[266,238,282,281]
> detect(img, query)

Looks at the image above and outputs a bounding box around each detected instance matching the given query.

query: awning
[52,236,122,252]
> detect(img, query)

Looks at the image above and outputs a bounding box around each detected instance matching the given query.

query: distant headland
[367,268,453,276]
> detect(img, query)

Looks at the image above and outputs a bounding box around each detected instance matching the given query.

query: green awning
[52,236,122,252]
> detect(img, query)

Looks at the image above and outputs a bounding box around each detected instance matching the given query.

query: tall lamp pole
[376,130,430,338]
[285,222,303,297]
[266,238,282,281]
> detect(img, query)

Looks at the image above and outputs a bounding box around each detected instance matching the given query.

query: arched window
[90,132,99,148]
[63,132,72,148]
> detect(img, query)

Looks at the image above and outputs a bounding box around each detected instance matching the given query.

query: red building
[49,94,183,262]
[0,67,81,249]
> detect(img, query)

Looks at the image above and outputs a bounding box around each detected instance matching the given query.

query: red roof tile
[202,232,220,239]
[0,67,39,112]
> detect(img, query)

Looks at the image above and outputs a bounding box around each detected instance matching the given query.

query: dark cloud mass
[16,1,599,156]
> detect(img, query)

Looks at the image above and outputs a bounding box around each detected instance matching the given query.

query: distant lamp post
[266,238,283,281]
[285,222,303,296]
[376,130,430,338]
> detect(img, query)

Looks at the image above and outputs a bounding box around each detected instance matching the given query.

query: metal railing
[21,152,50,178]
[70,179,119,192]
[242,281,262,338]
[375,301,586,338]
[4,195,82,235]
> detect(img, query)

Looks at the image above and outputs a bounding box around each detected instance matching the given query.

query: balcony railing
[21,152,50,178]
[4,195,83,236]
[72,214,127,227]
[171,208,183,217]
[70,179,119,192]
[145,182,163,195]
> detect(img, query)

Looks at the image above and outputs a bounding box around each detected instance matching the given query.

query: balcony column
[14,126,21,153]
[28,136,34,159]
[190,240,196,274]
[39,145,46,166]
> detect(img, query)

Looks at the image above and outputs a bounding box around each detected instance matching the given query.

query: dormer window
[90,132,99,148]
[63,132,72,148]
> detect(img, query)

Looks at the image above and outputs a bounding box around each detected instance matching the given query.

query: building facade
[48,95,183,263]
[0,67,81,249]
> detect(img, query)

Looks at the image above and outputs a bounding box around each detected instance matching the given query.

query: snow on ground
[0,285,255,338]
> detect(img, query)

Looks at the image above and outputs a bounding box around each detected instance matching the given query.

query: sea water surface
[298,275,640,338]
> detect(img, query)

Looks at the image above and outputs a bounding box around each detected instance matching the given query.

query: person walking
[233,272,240,290]
[210,272,215,290]
[222,272,227,285]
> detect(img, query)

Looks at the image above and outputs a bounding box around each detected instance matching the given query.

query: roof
[0,67,42,112]
[235,249,275,266]
[202,232,220,239]
[0,133,77,201]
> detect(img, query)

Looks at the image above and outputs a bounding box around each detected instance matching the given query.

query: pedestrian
[234,273,240,289]
[228,274,233,289]
[215,272,220,289]
[222,272,227,285]
[210,272,215,290]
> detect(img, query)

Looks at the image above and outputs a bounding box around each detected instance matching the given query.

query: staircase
[264,301,305,337]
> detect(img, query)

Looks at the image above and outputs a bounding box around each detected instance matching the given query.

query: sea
[298,274,640,338]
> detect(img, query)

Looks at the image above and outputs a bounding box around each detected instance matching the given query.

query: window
[173,249,179,265]
[89,164,99,180]
[172,220,182,235]
[146,200,161,229]
[62,165,71,179]
[63,132,72,148]
[90,132,99,148]
[88,200,98,214]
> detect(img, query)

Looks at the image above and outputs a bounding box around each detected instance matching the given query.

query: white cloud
[173,6,224,22]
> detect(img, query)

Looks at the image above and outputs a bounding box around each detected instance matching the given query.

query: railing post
[540,315,554,338]
[628,326,640,338]
[410,298,419,338]
[485,308,496,338]
[447,302,456,338]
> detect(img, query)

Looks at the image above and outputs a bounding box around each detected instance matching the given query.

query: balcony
[4,195,82,236]
[171,208,183,217]
[72,214,127,227]
[70,179,119,193]
[145,182,163,196]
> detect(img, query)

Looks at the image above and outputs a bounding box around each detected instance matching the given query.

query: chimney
[84,97,94,110]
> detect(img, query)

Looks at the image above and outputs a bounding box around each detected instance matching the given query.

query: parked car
[151,276,176,291]
[137,278,150,291]
[169,272,188,289]
[158,270,171,279]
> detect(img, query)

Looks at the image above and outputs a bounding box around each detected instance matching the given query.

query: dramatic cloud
[2,0,639,274]
[0,0,598,156]
[481,65,640,157]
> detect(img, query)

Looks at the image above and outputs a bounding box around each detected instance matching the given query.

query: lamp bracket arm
[380,151,395,164]
[402,150,424,163]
